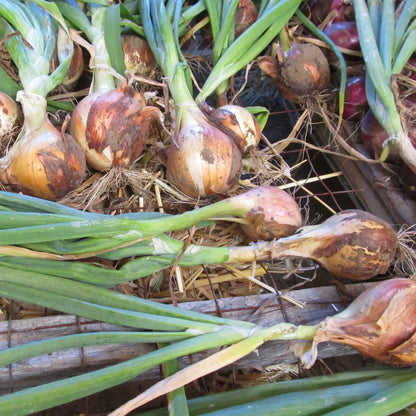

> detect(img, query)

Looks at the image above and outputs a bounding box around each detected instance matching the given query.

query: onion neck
[16,91,48,133]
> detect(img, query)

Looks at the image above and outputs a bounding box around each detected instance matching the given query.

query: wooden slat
[0,282,373,393]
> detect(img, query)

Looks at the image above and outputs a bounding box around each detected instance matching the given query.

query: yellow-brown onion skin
[121,34,157,77]
[70,87,162,171]
[310,278,416,366]
[1,117,86,201]
[0,92,21,138]
[273,209,398,280]
[206,104,261,154]
[235,186,303,241]
[166,118,243,198]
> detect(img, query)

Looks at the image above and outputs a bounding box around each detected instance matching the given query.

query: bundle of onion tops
[138,0,302,198]
[0,187,414,415]
[0,0,86,201]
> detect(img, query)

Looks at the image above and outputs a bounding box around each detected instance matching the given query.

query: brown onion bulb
[235,0,258,37]
[70,82,163,171]
[272,209,398,280]
[121,34,157,77]
[258,43,330,102]
[229,186,302,240]
[166,110,243,198]
[203,104,261,154]
[0,115,86,201]
[0,91,21,139]
[306,278,416,367]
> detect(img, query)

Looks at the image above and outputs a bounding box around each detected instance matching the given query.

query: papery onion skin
[0,92,21,139]
[203,104,261,154]
[166,115,243,198]
[258,43,330,103]
[0,117,86,201]
[273,209,398,280]
[70,84,162,171]
[235,0,258,37]
[309,278,416,367]
[230,186,303,241]
[121,34,157,77]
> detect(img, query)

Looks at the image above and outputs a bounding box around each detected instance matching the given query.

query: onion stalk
[0,190,398,282]
[352,0,416,172]
[138,0,243,198]
[0,0,86,201]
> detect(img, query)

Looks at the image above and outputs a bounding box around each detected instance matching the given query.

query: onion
[235,0,258,37]
[121,34,157,77]
[309,278,416,366]
[202,103,261,154]
[70,81,163,171]
[258,43,330,102]
[0,91,21,139]
[0,94,86,201]
[166,108,243,198]
[50,30,85,90]
[323,21,360,51]
[271,209,398,280]
[230,186,303,241]
[342,75,368,121]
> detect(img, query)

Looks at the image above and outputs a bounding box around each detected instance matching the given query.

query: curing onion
[71,81,162,171]
[121,34,157,77]
[308,278,416,367]
[267,209,397,280]
[342,75,368,121]
[202,103,261,154]
[258,43,330,103]
[0,1,86,201]
[0,91,20,139]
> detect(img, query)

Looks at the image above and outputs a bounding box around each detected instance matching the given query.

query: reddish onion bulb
[0,92,21,139]
[323,21,360,51]
[70,82,163,171]
[342,75,368,121]
[272,209,398,280]
[229,186,303,241]
[258,43,330,103]
[121,34,157,77]
[360,110,399,161]
[203,104,261,153]
[0,114,86,201]
[306,278,416,367]
[166,109,242,198]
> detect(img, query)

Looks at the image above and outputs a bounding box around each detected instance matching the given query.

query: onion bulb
[342,75,368,121]
[229,186,302,241]
[70,81,163,171]
[306,278,416,366]
[258,43,330,102]
[203,103,261,153]
[0,93,86,201]
[166,109,243,198]
[0,91,21,139]
[121,34,157,77]
[235,0,258,37]
[272,209,397,280]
